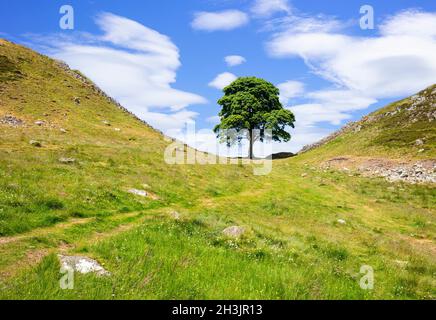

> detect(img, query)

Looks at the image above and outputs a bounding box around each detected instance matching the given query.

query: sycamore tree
[214,77,296,159]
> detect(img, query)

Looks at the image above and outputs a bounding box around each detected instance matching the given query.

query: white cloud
[208,72,238,90]
[225,55,246,67]
[276,124,332,153]
[277,80,305,105]
[266,9,436,135]
[267,10,436,99]
[29,13,206,133]
[251,0,291,18]
[206,115,221,124]
[289,104,351,126]
[191,10,249,31]
[286,89,375,133]
[144,110,199,134]
[271,14,343,33]
[379,10,436,38]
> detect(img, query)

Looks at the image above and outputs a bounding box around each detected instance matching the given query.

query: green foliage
[214,77,295,158]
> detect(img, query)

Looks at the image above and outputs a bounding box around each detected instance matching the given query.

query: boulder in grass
[29,140,42,147]
[35,120,44,126]
[222,226,245,238]
[59,157,76,164]
[170,211,181,220]
[128,188,148,197]
[59,255,110,276]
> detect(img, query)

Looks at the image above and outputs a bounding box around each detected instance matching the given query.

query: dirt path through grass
[0,217,94,245]
[0,210,163,280]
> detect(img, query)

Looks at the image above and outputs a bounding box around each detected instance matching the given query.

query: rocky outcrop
[0,115,23,127]
[322,157,436,184]
[360,161,436,184]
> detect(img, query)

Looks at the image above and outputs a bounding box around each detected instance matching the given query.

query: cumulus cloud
[287,88,376,127]
[225,55,246,67]
[251,0,291,18]
[379,10,436,38]
[191,10,249,31]
[277,80,305,105]
[267,10,436,99]
[277,124,332,153]
[29,13,206,134]
[267,10,436,126]
[265,9,436,151]
[206,115,221,124]
[208,72,238,90]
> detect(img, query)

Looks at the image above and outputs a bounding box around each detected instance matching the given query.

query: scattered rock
[337,219,346,225]
[60,128,67,133]
[59,255,110,276]
[58,157,76,164]
[128,188,147,197]
[0,115,23,127]
[29,140,42,147]
[324,157,436,184]
[418,149,425,153]
[73,97,81,105]
[222,226,245,238]
[170,211,180,220]
[102,120,111,126]
[415,139,424,146]
[34,120,44,126]
[114,128,121,132]
[301,173,308,177]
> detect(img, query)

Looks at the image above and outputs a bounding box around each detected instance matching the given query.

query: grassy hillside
[300,84,436,162]
[0,39,252,235]
[0,40,435,299]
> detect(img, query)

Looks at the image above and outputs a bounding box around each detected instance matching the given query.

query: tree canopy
[214,77,296,159]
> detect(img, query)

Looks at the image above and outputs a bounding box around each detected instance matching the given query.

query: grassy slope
[0,39,252,235]
[299,84,436,163]
[0,40,435,299]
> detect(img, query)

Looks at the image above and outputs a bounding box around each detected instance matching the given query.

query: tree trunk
[248,129,254,160]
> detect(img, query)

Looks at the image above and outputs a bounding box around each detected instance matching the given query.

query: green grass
[0,39,435,300]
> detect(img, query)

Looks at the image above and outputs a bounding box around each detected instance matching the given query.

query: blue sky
[1,0,436,154]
